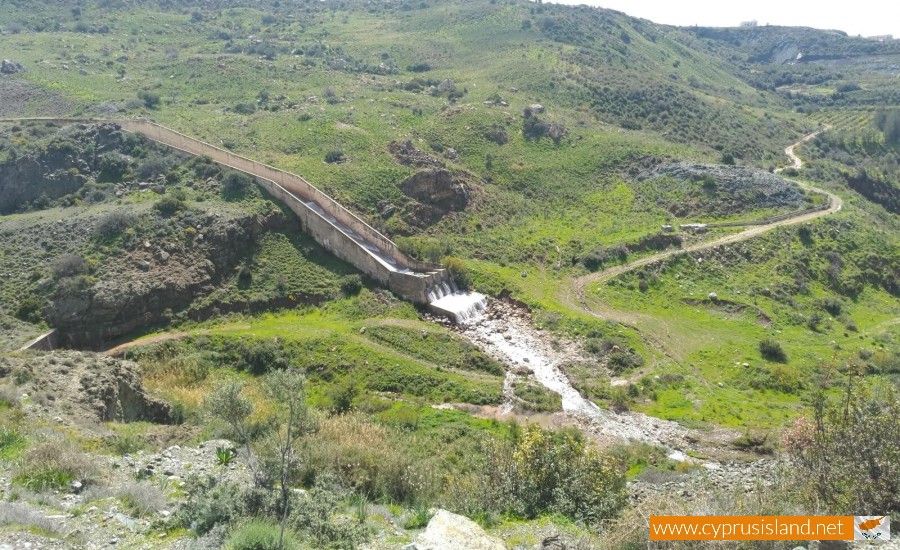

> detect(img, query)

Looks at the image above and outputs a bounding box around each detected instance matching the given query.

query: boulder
[400,169,470,213]
[1,59,25,74]
[415,510,506,550]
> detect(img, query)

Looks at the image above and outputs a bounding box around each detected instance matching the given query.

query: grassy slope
[0,0,896,432]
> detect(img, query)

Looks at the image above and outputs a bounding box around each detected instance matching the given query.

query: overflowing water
[460,310,691,448]
[429,289,488,323]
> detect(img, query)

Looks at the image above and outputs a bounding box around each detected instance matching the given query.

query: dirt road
[562,129,842,325]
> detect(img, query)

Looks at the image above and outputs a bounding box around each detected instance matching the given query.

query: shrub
[227,520,301,550]
[818,297,842,316]
[222,171,253,199]
[513,379,562,412]
[94,210,136,239]
[154,196,184,217]
[177,475,248,535]
[759,338,787,362]
[446,425,626,523]
[109,432,146,455]
[137,153,176,179]
[0,502,64,536]
[784,384,899,514]
[15,296,44,324]
[290,483,368,548]
[297,413,429,504]
[442,256,470,290]
[97,152,130,182]
[52,254,88,278]
[806,311,824,332]
[610,388,630,412]
[12,441,98,492]
[324,150,346,164]
[732,431,776,454]
[232,103,257,115]
[339,274,363,296]
[0,427,25,459]
[138,90,161,109]
[117,482,167,517]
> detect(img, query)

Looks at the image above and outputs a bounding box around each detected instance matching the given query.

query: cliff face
[0,124,125,214]
[45,212,293,349]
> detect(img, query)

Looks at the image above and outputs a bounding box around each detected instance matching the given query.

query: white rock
[415,509,506,550]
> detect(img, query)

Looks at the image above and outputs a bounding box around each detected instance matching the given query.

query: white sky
[548,0,900,38]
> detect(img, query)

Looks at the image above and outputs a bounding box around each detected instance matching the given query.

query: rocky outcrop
[412,509,506,550]
[0,123,125,214]
[386,140,480,227]
[46,212,278,348]
[389,140,443,168]
[0,351,171,423]
[641,163,808,217]
[1,59,25,74]
[400,168,473,223]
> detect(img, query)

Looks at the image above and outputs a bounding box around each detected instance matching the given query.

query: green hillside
[0,1,897,547]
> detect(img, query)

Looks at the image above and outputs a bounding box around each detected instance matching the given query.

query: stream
[457,303,691,454]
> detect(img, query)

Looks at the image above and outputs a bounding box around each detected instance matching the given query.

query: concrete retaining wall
[112,120,443,303]
[19,329,58,351]
[0,117,448,303]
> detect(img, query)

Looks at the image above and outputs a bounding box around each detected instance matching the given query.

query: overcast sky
[548,0,899,37]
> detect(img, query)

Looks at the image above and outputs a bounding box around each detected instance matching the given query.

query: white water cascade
[427,279,488,324]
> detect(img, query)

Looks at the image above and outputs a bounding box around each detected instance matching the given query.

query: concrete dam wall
[3,117,488,330]
[114,119,449,304]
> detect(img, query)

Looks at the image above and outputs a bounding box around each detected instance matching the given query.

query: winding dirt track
[561,128,841,325]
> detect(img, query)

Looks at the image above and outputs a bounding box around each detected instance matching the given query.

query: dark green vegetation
[804,111,900,213]
[0,0,897,546]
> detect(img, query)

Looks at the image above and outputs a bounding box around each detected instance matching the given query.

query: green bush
[14,296,44,324]
[12,442,97,492]
[324,150,346,164]
[222,171,253,199]
[759,338,787,362]
[153,196,184,217]
[0,428,25,459]
[94,210,136,240]
[339,274,363,296]
[446,425,626,523]
[226,520,301,550]
[442,256,471,290]
[52,254,88,278]
[232,102,257,115]
[289,481,368,548]
[513,379,562,412]
[177,476,248,535]
[784,383,900,514]
[732,431,776,454]
[138,90,161,109]
[97,152,130,182]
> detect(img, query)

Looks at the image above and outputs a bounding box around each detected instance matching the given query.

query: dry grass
[13,439,100,492]
[598,483,808,549]
[297,413,433,504]
[0,502,65,536]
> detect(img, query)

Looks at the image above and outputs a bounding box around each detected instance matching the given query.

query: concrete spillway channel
[3,117,486,326]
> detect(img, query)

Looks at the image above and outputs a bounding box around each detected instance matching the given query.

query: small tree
[205,380,259,483]
[263,368,317,549]
[784,381,900,514]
